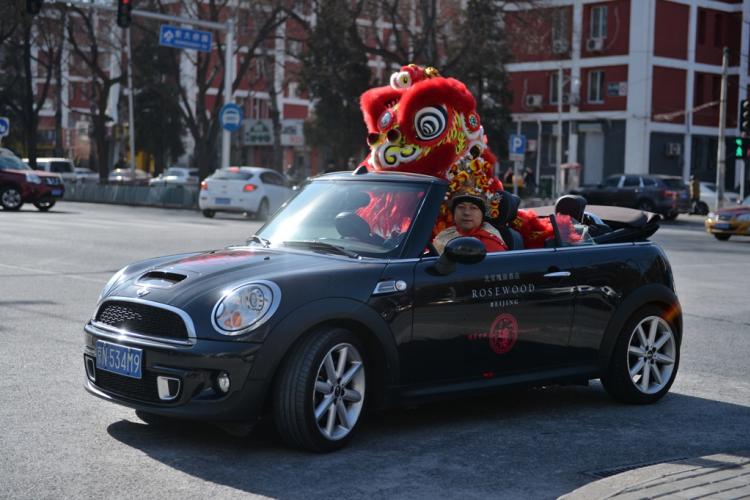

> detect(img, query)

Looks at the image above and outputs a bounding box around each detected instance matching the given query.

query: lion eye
[390,71,412,90]
[414,106,447,141]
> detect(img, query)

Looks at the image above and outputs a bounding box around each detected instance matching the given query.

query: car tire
[273,328,367,453]
[0,186,23,211]
[202,209,215,218]
[601,305,680,405]
[255,198,269,221]
[636,199,655,212]
[713,234,731,241]
[33,200,55,211]
[694,201,709,215]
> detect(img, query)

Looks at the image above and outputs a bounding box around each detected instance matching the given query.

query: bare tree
[65,6,126,180]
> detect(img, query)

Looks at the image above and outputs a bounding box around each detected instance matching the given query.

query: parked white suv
[23,157,76,184]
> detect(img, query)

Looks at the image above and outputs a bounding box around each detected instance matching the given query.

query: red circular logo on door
[488,313,518,354]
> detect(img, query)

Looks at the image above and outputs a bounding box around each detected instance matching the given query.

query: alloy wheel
[312,342,365,441]
[627,316,676,395]
[1,188,22,209]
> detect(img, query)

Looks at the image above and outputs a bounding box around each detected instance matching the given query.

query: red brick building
[505,0,748,193]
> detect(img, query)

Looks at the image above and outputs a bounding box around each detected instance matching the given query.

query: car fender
[249,296,400,386]
[597,283,682,371]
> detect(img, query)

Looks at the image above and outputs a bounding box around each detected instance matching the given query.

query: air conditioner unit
[552,39,569,54]
[586,37,605,52]
[525,94,543,109]
[664,142,682,157]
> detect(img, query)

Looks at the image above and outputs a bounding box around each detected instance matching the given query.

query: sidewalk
[561,451,750,499]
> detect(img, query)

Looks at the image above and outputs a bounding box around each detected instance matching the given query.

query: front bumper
[22,183,65,203]
[705,218,750,236]
[83,322,268,423]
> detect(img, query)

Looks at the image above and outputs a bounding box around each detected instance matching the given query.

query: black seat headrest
[493,191,521,225]
[555,195,587,222]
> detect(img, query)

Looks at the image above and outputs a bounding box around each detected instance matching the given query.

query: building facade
[506,0,749,194]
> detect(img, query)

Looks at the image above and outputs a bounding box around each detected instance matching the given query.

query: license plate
[51,189,62,196]
[713,223,731,230]
[215,197,230,205]
[95,340,142,379]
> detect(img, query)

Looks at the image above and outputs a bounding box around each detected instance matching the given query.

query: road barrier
[63,183,199,210]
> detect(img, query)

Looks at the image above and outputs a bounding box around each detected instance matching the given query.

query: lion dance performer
[356,63,556,248]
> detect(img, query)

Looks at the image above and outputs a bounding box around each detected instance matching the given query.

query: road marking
[0,263,111,284]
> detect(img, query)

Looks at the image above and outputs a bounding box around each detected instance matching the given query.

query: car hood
[715,206,750,216]
[102,247,389,340]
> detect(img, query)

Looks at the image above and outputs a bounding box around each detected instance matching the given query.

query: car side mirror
[433,237,486,275]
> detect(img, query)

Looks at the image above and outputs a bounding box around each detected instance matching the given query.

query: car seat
[491,192,524,250]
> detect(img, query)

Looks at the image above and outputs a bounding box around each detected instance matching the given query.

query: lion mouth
[371,136,421,169]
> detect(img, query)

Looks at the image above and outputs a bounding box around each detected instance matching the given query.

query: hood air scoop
[137,271,187,288]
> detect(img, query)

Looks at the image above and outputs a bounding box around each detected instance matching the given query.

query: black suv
[572,174,690,220]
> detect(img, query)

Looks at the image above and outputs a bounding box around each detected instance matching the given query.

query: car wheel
[713,234,731,241]
[695,201,709,215]
[202,209,215,218]
[636,199,654,212]
[601,306,680,404]
[33,200,55,211]
[0,186,23,211]
[274,328,367,452]
[255,198,270,221]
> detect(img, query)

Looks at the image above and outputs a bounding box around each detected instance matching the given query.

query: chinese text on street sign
[159,25,212,53]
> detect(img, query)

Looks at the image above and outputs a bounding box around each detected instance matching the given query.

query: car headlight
[737,213,750,222]
[25,172,42,184]
[707,212,716,219]
[99,267,127,300]
[212,281,280,335]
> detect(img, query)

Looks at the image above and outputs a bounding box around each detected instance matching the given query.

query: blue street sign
[509,134,526,156]
[159,25,212,53]
[0,117,9,138]
[220,103,243,132]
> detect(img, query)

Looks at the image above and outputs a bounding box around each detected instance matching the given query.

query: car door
[618,175,641,207]
[587,175,621,205]
[404,247,575,385]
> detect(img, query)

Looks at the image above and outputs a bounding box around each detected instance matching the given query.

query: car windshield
[0,155,30,170]
[212,169,254,181]
[256,180,427,258]
[661,178,685,188]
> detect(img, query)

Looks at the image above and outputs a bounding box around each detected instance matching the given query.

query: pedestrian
[689,174,700,203]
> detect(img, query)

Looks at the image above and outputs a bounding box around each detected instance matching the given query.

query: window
[588,70,605,103]
[51,161,73,173]
[642,177,657,187]
[713,13,722,47]
[590,5,608,39]
[623,176,640,187]
[603,176,621,187]
[550,73,560,104]
[697,10,706,45]
[552,9,569,47]
[261,172,283,185]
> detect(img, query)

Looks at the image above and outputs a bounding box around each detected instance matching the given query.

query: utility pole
[220,18,235,170]
[556,64,564,197]
[513,119,521,196]
[126,28,136,176]
[715,46,728,212]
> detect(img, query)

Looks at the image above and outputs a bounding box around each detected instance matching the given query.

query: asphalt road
[1,202,748,500]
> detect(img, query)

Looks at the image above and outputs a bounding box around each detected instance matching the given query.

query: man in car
[433,193,507,254]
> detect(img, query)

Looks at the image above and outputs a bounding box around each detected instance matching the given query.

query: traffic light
[26,0,43,15]
[116,0,132,28]
[735,137,750,159]
[740,99,750,138]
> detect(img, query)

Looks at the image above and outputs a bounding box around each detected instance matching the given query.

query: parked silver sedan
[198,166,293,219]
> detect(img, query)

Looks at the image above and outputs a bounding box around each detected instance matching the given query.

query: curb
[560,451,750,499]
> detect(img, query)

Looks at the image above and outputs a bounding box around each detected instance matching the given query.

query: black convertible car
[84,171,682,452]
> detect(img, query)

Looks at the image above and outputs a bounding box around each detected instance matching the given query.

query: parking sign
[0,117,9,138]
[509,134,526,161]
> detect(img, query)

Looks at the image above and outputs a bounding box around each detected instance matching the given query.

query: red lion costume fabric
[356,64,557,248]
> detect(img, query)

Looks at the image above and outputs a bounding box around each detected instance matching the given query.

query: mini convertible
[84,171,682,452]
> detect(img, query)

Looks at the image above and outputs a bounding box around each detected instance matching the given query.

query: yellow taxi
[705,203,750,241]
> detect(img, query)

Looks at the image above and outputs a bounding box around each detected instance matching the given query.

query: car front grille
[43,177,62,185]
[94,368,162,403]
[95,300,189,340]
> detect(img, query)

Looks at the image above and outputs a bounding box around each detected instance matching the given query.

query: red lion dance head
[357,64,557,248]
